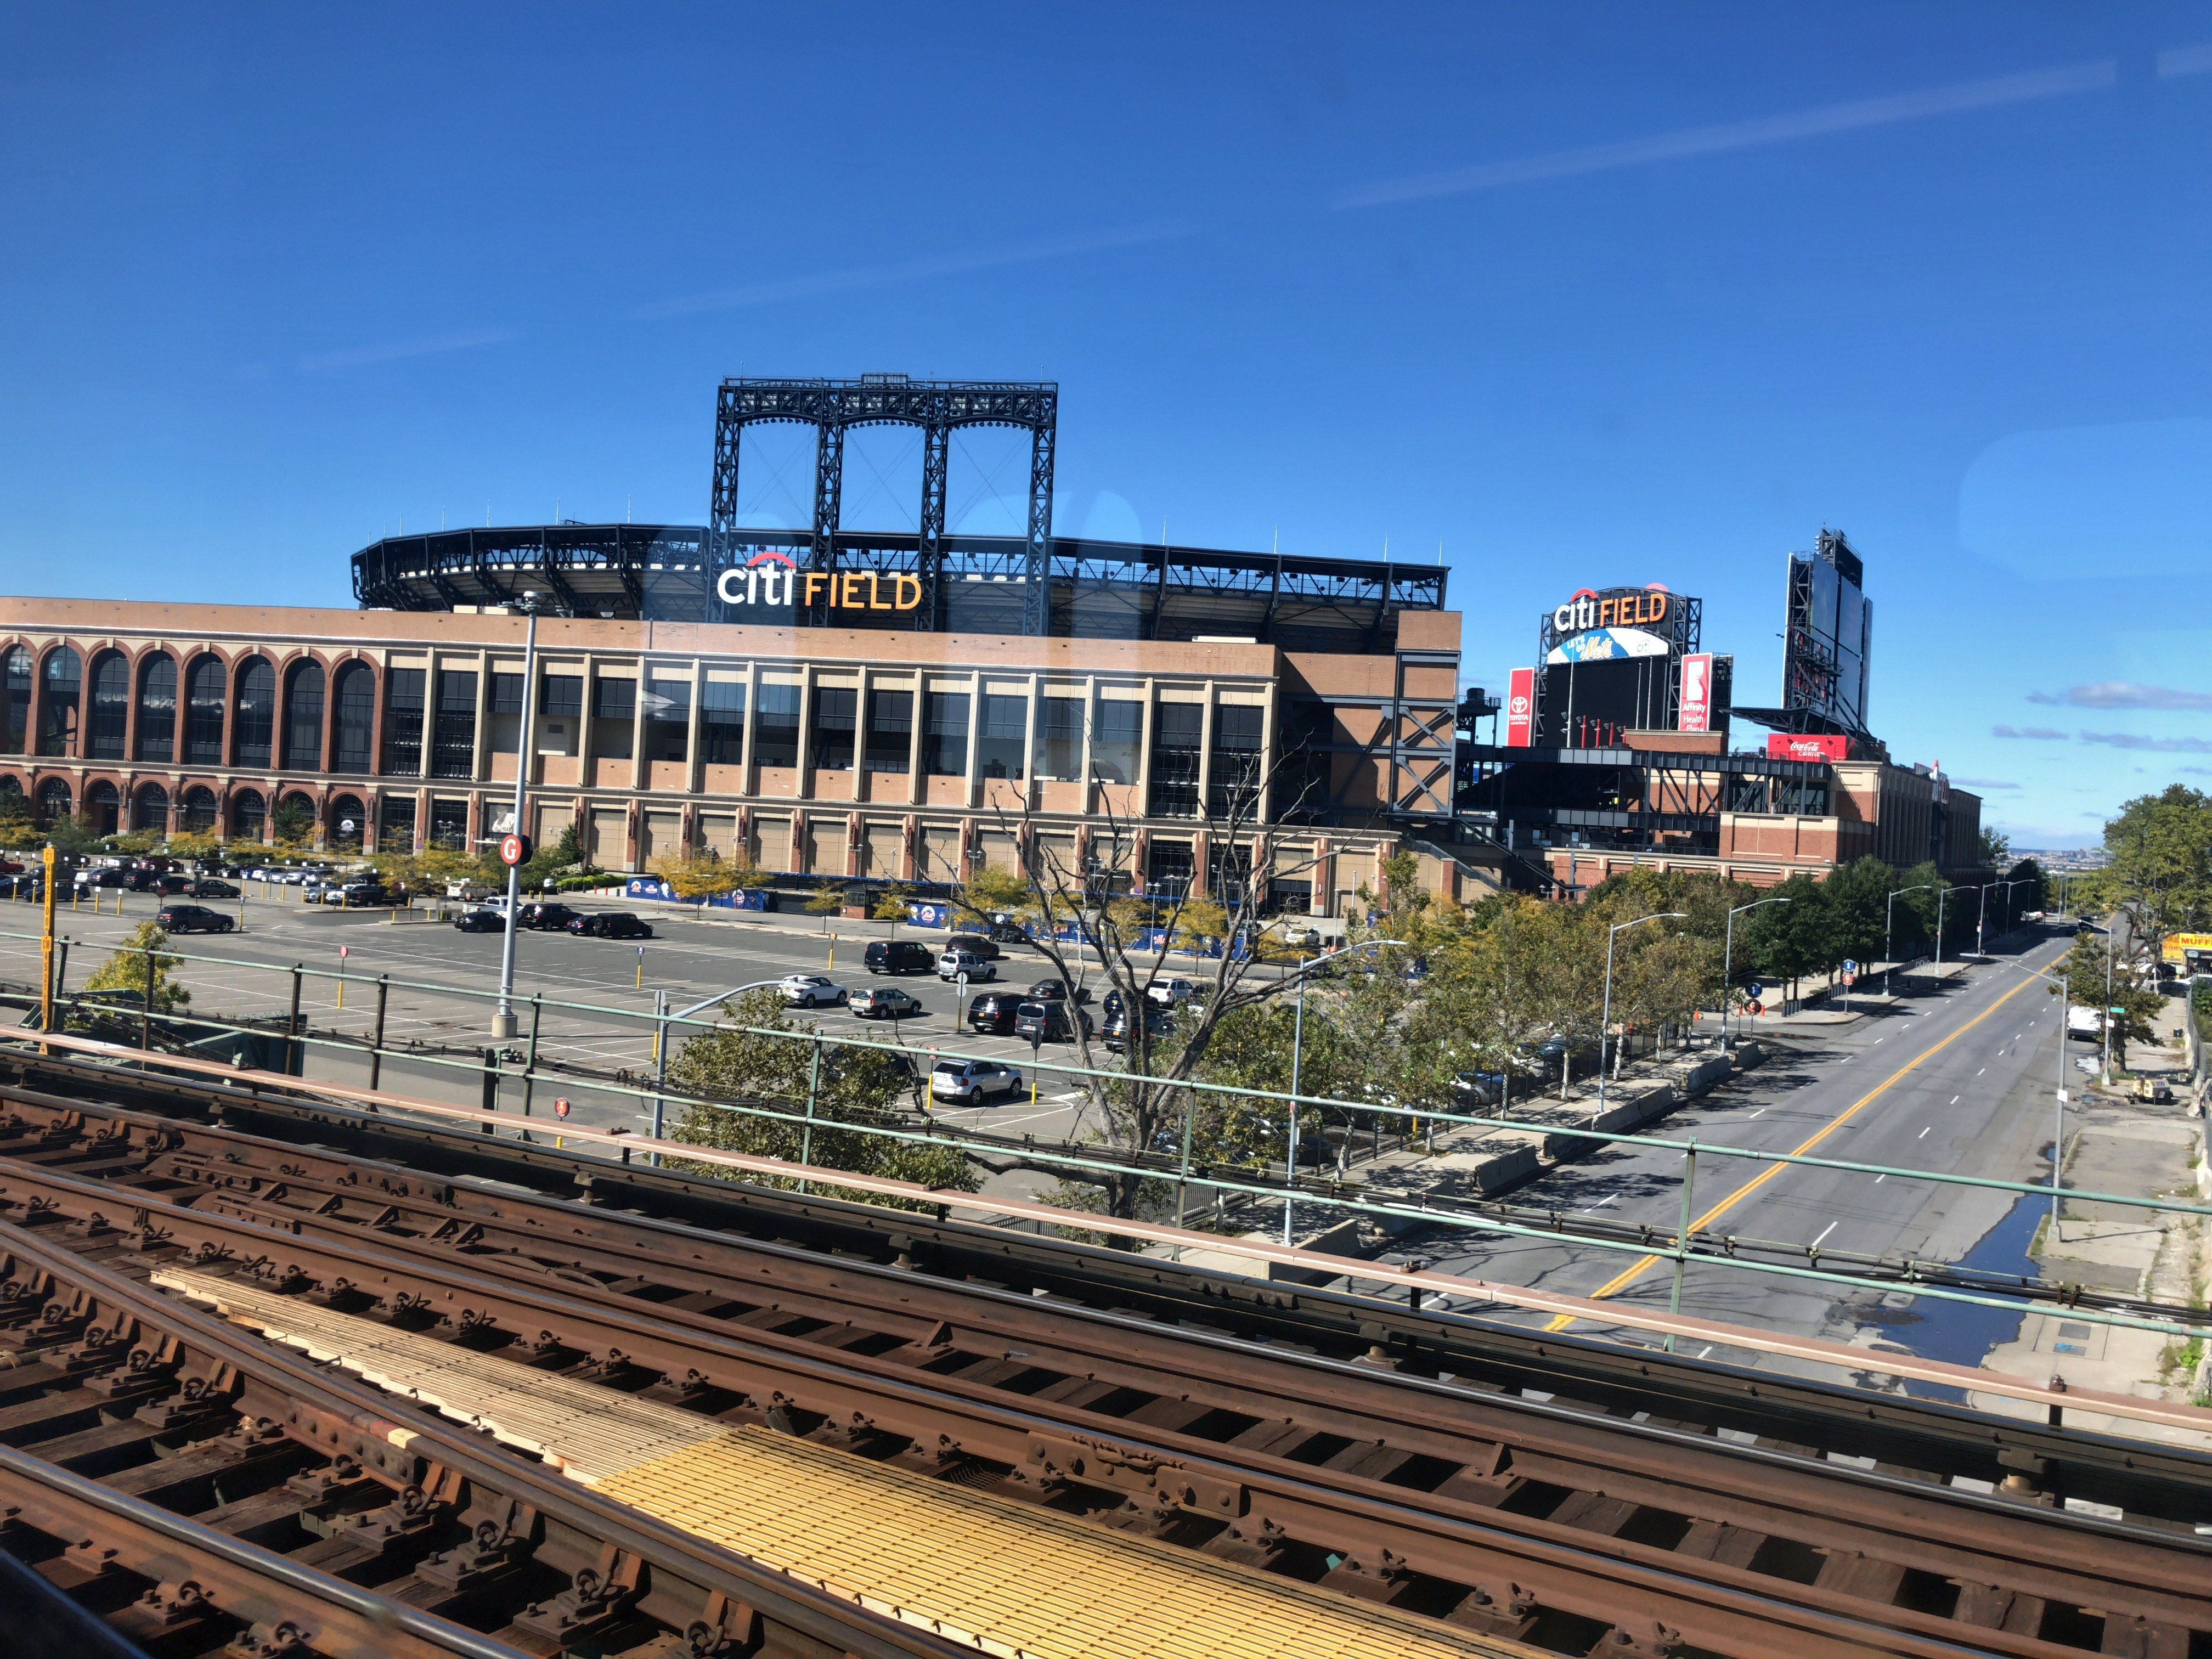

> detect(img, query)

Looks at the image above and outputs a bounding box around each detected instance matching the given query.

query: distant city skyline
[2,4,2207,846]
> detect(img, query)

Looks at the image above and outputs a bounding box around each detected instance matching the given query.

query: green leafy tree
[957,862,1031,927]
[1821,857,1895,970]
[271,797,317,847]
[2050,930,2162,1071]
[82,922,191,1013]
[804,884,845,933]
[548,820,591,872]
[665,988,975,1209]
[1978,825,2012,868]
[2094,785,2212,950]
[651,848,758,911]
[870,881,913,936]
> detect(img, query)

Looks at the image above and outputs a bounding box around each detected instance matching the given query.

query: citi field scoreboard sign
[715,549,922,614]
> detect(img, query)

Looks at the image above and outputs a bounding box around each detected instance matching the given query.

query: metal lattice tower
[708,374,1058,632]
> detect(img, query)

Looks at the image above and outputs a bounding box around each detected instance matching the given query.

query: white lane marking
[1950,1096,1959,1104]
[1811,1221,1838,1249]
[1697,1346,1713,1359]
[1749,1108,1765,1119]
[1976,1068,1985,1076]
[1583,1194,1618,1212]
[1874,1037,1884,1045]
[1874,1175,1886,1184]
[1918,1126,1931,1138]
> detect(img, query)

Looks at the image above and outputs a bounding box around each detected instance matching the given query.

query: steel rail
[18,1029,2212,1432]
[12,1010,2209,1355]
[0,1438,533,1659]
[3,1155,2206,1659]
[14,1071,2211,1518]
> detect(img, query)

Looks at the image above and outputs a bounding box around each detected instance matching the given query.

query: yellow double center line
[1542,969,2043,1333]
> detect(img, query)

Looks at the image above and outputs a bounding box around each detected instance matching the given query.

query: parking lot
[0,881,1127,1175]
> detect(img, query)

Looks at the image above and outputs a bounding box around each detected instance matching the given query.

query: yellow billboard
[2163,932,2212,963]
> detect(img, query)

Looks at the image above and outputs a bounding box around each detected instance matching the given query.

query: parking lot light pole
[491,595,541,1041]
[1885,884,1939,995]
[1935,885,1971,972]
[1599,914,1683,1119]
[1722,896,1790,1046]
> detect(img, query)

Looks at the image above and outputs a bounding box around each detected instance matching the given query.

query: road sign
[338,945,348,960]
[555,1098,570,1119]
[1743,981,1764,1000]
[498,833,532,868]
[2107,1005,2126,1014]
[1841,969,1855,987]
[1841,958,1857,974]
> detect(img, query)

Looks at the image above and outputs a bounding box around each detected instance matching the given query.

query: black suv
[517,902,583,931]
[568,911,653,939]
[1014,1000,1093,1043]
[943,932,1001,961]
[965,992,1024,1035]
[155,903,234,934]
[864,940,936,975]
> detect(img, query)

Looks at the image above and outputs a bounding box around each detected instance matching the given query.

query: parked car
[779,974,848,1008]
[1101,1005,1176,1052]
[1146,977,1203,1007]
[964,991,1024,1034]
[1451,1071,1504,1108]
[516,902,583,931]
[985,919,1030,944]
[849,986,922,1020]
[128,870,189,894]
[1024,979,1092,1004]
[1014,999,1093,1043]
[864,940,936,975]
[77,868,131,890]
[1276,923,1323,950]
[938,950,998,983]
[156,903,235,934]
[453,906,511,933]
[327,881,393,907]
[943,932,1001,961]
[929,1058,1024,1105]
[186,878,240,899]
[567,911,653,939]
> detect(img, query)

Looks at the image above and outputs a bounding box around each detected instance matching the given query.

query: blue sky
[3,3,2208,848]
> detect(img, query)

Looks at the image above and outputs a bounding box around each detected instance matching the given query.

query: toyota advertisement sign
[1505,667,1535,747]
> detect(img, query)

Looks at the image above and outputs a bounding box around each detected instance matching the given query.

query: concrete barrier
[1730,1040,1767,1073]
[1678,1052,1731,1098]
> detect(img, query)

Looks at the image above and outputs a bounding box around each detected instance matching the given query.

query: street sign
[1841,958,1857,974]
[338,945,348,960]
[498,833,532,868]
[554,1098,570,1119]
[1841,969,1855,987]
[1743,981,1764,1000]
[2107,1005,2126,1014]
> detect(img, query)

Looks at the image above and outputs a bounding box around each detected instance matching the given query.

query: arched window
[184,656,226,765]
[84,780,120,835]
[131,783,170,833]
[2,648,29,754]
[233,657,275,767]
[35,777,72,824]
[180,786,218,834]
[282,661,325,771]
[229,788,266,842]
[332,662,375,774]
[136,653,177,763]
[328,793,366,851]
[87,650,130,760]
[275,789,318,846]
[39,648,80,757]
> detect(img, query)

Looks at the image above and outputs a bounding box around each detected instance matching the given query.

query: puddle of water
[1863,1144,2051,1402]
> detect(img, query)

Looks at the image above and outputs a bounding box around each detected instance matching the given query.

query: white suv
[930,1059,1023,1105]
[937,950,998,983]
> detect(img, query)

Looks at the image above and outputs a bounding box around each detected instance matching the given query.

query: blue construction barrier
[624,878,769,911]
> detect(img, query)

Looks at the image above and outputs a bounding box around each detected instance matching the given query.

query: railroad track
[1,1060,2208,1658]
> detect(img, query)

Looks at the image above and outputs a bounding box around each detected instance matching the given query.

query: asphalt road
[1406,926,2081,1381]
[0,885,1104,1153]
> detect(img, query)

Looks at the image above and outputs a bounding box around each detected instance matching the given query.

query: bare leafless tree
[973,755,1334,1232]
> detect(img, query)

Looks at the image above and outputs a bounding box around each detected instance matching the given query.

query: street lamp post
[1598,914,1684,1119]
[2101,916,2116,1087]
[1886,884,1940,996]
[491,596,541,1041]
[1721,896,1791,1046]
[1934,885,1971,972]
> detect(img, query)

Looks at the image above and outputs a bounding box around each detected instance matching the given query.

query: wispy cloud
[2159,41,2212,77]
[1331,59,2115,210]
[1953,777,2021,790]
[1993,724,2069,740]
[2184,766,2212,776]
[629,220,1193,320]
[2027,681,2212,710]
[297,328,517,373]
[2079,731,2212,753]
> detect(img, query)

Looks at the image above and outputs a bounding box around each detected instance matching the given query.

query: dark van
[864,940,936,975]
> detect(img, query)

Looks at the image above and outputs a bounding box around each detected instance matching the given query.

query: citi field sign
[716,550,922,612]
[1552,584,1671,635]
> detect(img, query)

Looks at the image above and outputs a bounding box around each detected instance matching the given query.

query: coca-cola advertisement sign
[1765,733,1849,762]
[1505,667,1535,748]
